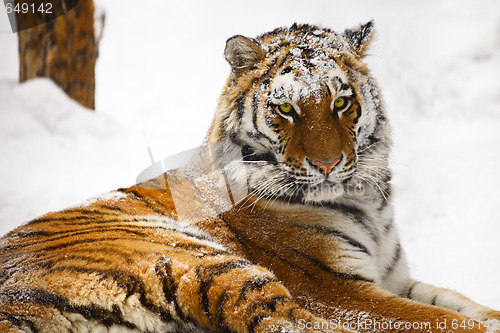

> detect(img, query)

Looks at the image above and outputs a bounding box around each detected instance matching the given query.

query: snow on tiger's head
[208,22,391,204]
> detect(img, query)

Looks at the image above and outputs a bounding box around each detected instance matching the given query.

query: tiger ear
[342,20,375,57]
[224,35,265,73]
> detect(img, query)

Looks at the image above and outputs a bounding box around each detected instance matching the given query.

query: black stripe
[48,225,149,238]
[96,204,130,214]
[0,289,138,329]
[352,100,362,125]
[383,243,401,279]
[293,224,371,255]
[251,90,277,146]
[259,57,279,82]
[238,276,274,303]
[9,230,51,238]
[154,257,185,322]
[247,296,289,333]
[60,207,121,216]
[0,312,38,332]
[197,260,251,316]
[248,295,287,313]
[202,259,251,277]
[265,115,279,129]
[59,216,162,227]
[25,208,112,226]
[27,205,127,224]
[268,41,290,54]
[283,245,372,282]
[243,150,278,165]
[324,82,332,97]
[215,291,231,333]
[383,220,394,234]
[300,53,317,65]
[328,203,379,244]
[333,76,343,89]
[61,207,123,217]
[248,313,265,333]
[236,93,247,126]
[365,134,381,148]
[407,281,418,299]
[340,83,350,91]
[280,66,293,75]
[278,51,292,68]
[261,78,271,89]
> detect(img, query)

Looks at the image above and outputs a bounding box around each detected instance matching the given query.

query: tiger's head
[208,22,391,205]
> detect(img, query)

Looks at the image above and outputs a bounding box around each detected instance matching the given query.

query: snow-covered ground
[1,0,499,310]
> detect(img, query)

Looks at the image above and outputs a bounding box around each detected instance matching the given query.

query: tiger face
[211,22,390,205]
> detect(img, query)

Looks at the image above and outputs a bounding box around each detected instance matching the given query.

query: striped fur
[1,23,499,333]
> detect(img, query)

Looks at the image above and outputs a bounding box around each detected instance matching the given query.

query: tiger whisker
[358,140,386,154]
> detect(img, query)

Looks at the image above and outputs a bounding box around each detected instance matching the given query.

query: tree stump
[16,0,97,109]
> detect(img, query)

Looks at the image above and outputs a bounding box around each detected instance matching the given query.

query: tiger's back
[0,175,189,332]
[0,172,300,332]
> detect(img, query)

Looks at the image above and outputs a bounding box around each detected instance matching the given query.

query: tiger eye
[279,103,293,113]
[334,97,345,109]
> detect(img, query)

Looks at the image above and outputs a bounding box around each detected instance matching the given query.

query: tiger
[1,21,499,333]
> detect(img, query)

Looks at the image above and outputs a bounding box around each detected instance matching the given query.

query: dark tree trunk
[17,0,97,109]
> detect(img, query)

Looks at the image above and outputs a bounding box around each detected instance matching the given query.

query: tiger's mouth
[268,176,349,203]
[230,144,358,203]
[267,164,356,201]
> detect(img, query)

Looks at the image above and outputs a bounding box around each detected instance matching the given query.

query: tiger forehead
[258,24,347,54]
[260,30,344,73]
[269,67,351,105]
[256,28,351,104]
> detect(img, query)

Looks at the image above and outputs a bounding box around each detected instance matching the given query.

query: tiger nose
[311,158,341,175]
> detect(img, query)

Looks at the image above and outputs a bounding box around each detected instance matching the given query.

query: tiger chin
[1,22,499,333]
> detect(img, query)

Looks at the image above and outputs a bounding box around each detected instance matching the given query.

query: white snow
[0,78,143,229]
[0,0,499,312]
[71,190,129,208]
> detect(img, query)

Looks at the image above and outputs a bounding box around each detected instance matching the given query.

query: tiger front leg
[307,279,499,333]
[155,254,353,333]
[407,279,500,329]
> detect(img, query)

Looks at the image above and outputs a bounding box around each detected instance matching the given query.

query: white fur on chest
[264,199,410,296]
